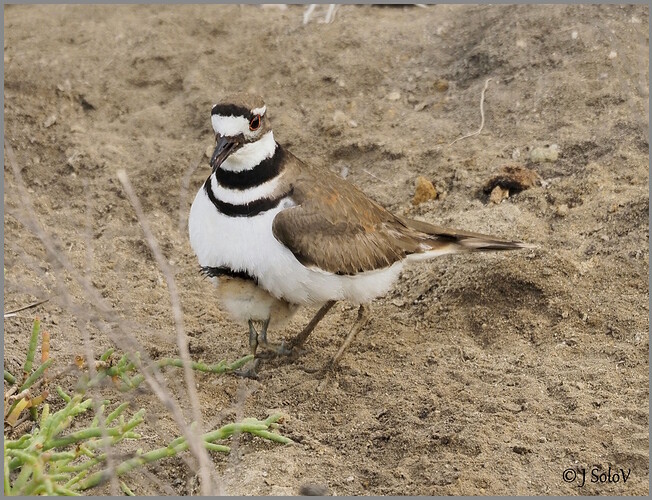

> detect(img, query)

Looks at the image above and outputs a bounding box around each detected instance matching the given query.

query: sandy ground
[3,3,649,496]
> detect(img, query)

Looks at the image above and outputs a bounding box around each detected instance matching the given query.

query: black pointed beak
[210,135,241,171]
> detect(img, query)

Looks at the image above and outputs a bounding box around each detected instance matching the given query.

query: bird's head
[209,93,273,171]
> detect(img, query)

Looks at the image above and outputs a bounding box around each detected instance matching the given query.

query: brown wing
[272,150,531,275]
[272,153,424,275]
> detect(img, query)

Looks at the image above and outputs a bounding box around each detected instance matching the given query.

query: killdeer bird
[189,93,530,373]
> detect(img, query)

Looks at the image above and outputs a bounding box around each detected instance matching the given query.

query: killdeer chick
[189,94,530,374]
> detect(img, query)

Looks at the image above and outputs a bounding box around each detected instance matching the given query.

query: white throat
[221,131,276,172]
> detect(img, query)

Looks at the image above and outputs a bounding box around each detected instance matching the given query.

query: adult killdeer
[189,94,530,371]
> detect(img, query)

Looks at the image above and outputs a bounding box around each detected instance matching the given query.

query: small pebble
[489,185,509,204]
[43,115,57,128]
[555,204,569,217]
[57,80,72,93]
[414,99,434,112]
[332,110,347,125]
[387,90,401,101]
[433,78,449,92]
[412,176,438,205]
[66,152,80,168]
[529,144,559,163]
[571,30,578,40]
[608,50,617,59]
[504,402,522,413]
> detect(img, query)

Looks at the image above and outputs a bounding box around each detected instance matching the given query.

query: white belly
[188,187,403,306]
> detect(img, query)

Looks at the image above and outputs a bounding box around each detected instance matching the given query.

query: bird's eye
[249,114,261,131]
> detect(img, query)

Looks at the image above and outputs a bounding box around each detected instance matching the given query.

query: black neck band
[204,178,293,217]
[214,145,285,190]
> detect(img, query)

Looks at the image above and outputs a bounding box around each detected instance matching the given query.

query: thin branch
[324,4,339,24]
[303,4,317,25]
[79,181,120,496]
[448,77,492,146]
[4,299,50,318]
[5,141,218,494]
[116,169,216,495]
[362,169,388,184]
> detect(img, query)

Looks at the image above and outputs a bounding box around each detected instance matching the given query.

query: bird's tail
[400,216,534,262]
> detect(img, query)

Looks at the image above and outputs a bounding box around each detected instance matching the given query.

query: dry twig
[4,298,50,318]
[5,142,218,494]
[448,77,492,146]
[116,169,215,495]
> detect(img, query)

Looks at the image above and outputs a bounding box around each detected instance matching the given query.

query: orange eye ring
[249,114,261,131]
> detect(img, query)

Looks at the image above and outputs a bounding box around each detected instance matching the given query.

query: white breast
[188,188,404,306]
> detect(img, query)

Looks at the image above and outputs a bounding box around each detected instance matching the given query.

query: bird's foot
[256,318,293,358]
[256,339,292,358]
[314,359,339,391]
[233,358,262,379]
[305,304,370,386]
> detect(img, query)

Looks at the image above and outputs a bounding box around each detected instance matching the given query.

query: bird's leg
[257,318,291,356]
[288,300,337,351]
[256,318,270,347]
[322,304,370,372]
[248,320,259,356]
[233,320,262,379]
